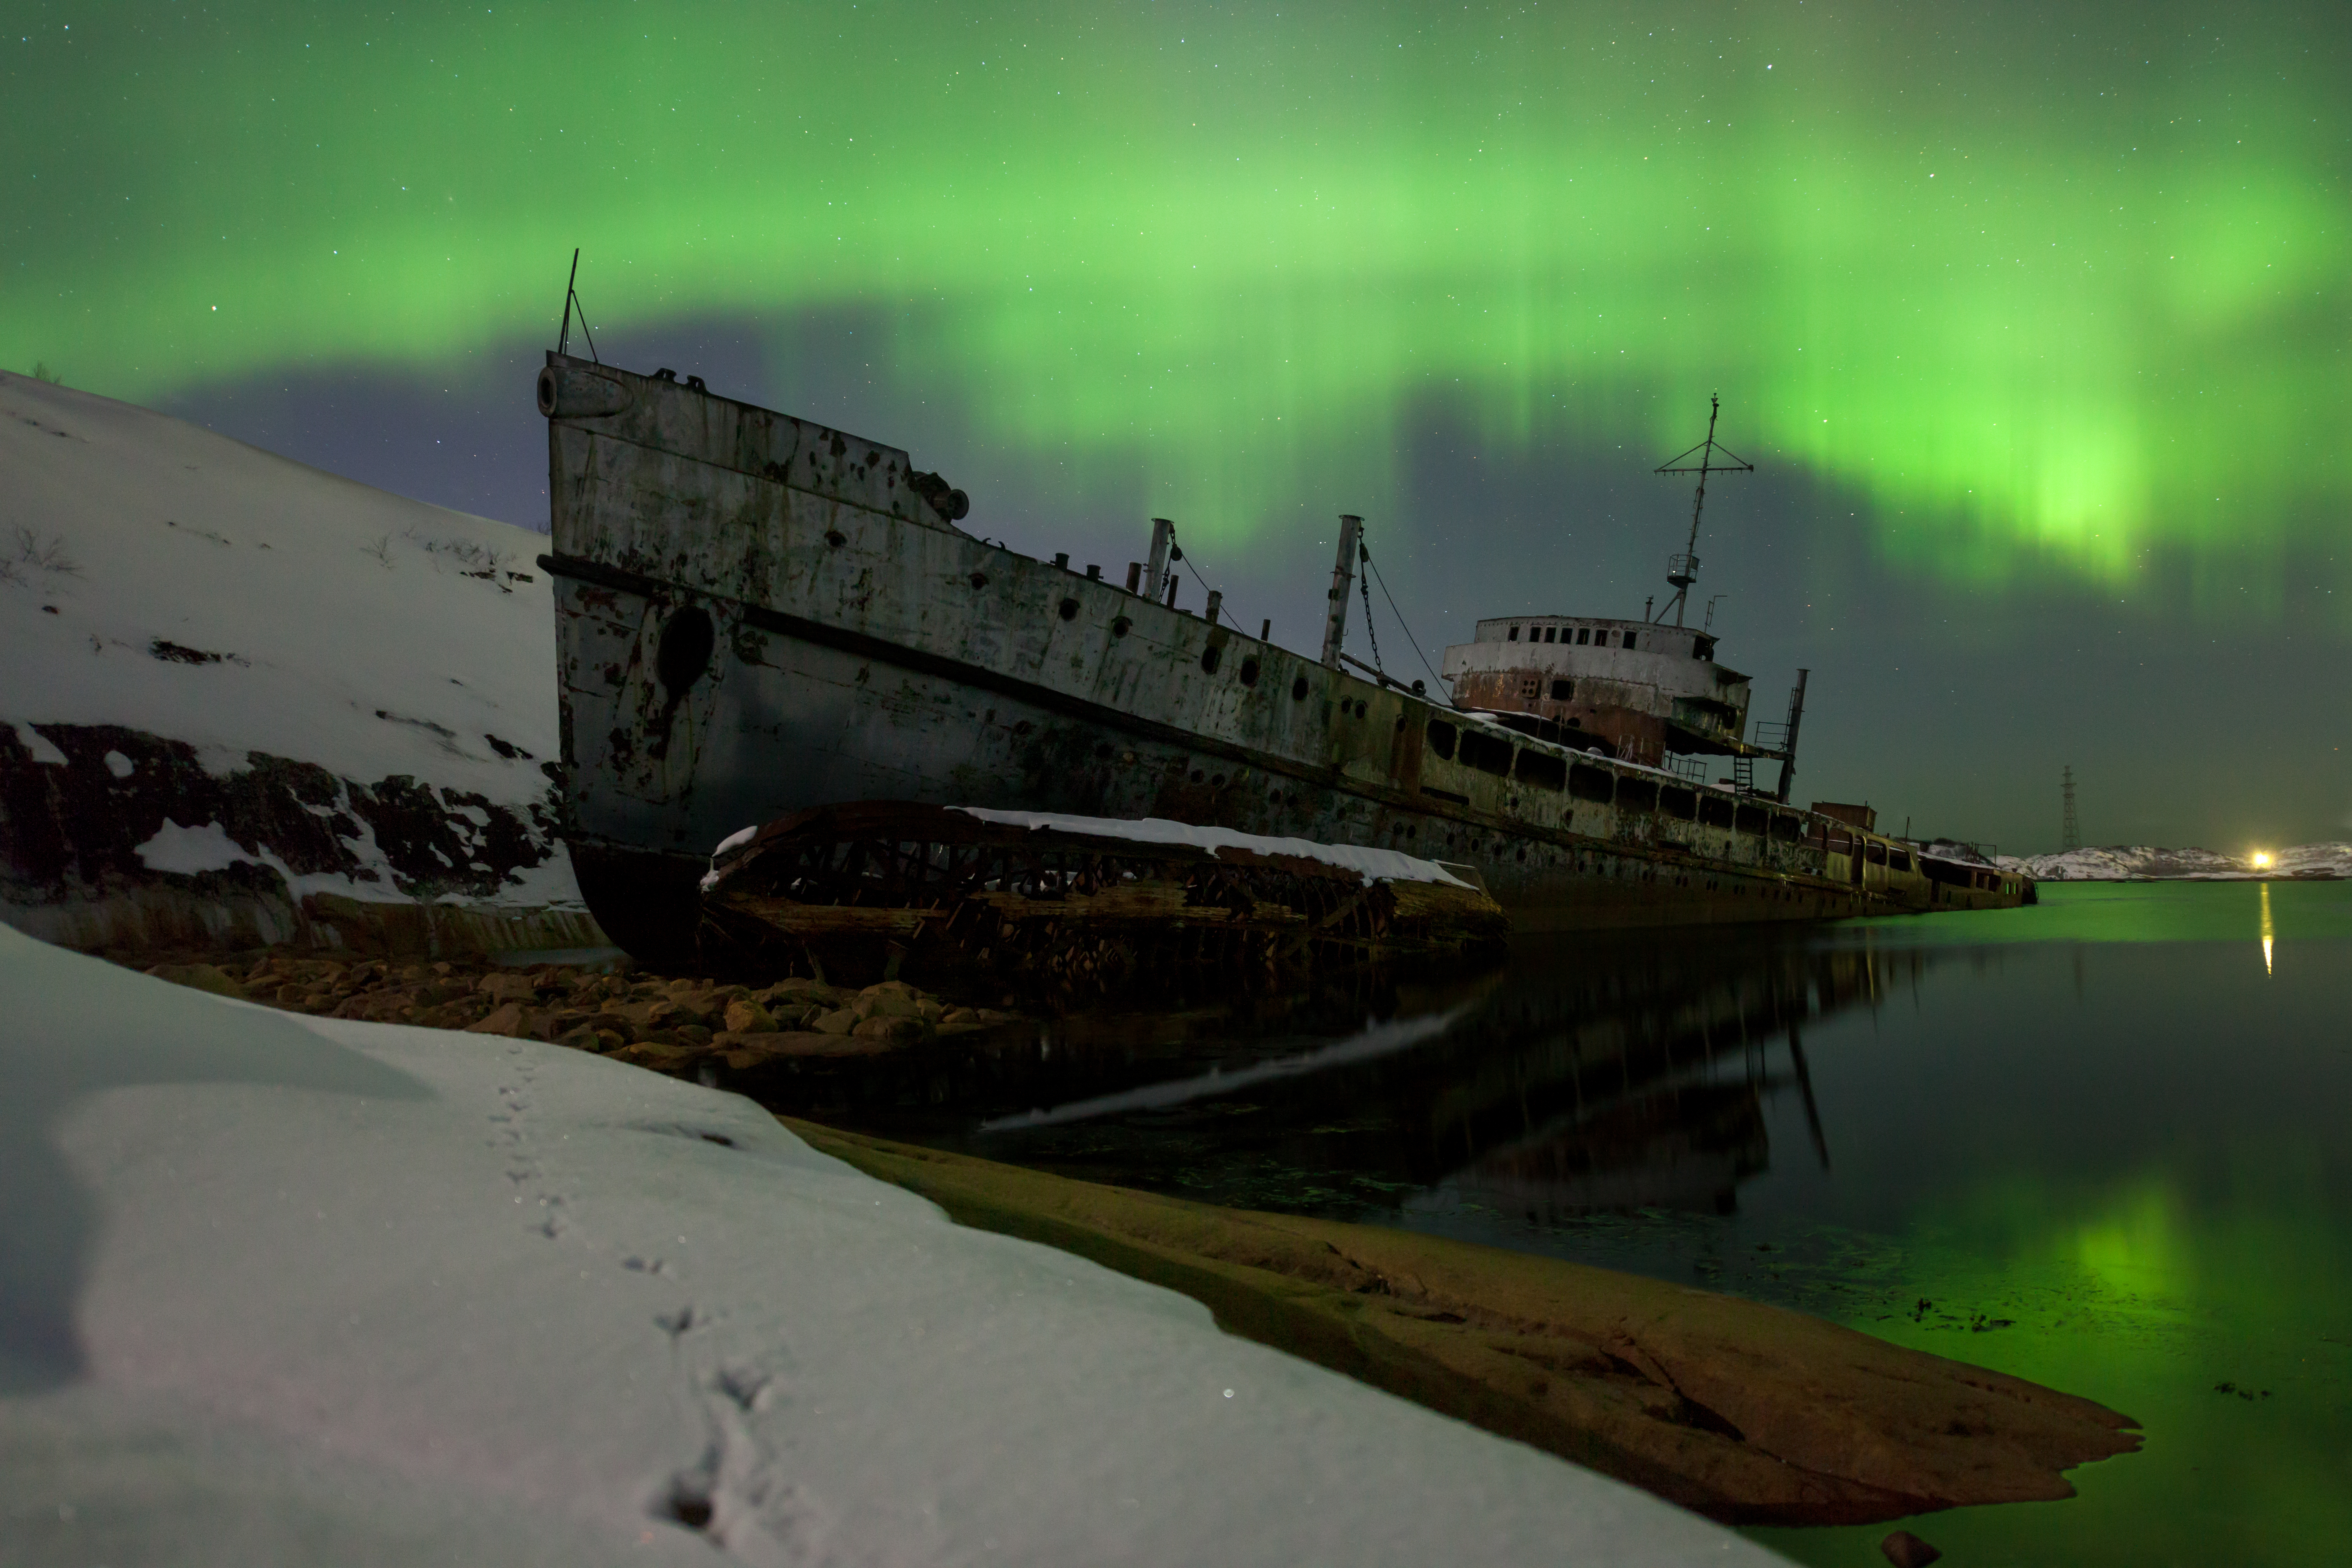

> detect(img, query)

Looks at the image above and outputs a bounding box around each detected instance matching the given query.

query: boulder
[476,971,542,1003]
[462,1002,531,1037]
[724,998,778,1033]
[855,989,918,1020]
[851,1014,927,1047]
[715,1029,906,1063]
[1880,1531,1942,1567]
[145,963,249,1001]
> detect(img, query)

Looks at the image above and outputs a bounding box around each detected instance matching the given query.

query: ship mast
[1652,395,1753,627]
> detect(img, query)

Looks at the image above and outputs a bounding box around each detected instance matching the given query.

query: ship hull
[536,355,2023,956]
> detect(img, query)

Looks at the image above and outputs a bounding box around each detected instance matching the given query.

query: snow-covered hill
[2007,844,2352,881]
[0,370,598,954]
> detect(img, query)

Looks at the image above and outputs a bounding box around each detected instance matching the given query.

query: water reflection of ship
[795,932,1927,1222]
[1398,937,1896,1219]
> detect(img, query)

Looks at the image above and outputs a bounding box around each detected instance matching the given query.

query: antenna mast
[1652,395,1754,626]
[555,249,598,364]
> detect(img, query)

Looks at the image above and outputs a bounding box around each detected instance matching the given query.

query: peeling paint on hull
[540,355,2026,955]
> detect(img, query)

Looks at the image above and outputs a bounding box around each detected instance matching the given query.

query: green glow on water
[6,3,2347,583]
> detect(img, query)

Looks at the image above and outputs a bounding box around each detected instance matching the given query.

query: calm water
[777,882,2352,1567]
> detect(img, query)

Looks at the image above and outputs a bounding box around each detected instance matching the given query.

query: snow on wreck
[695,800,1508,988]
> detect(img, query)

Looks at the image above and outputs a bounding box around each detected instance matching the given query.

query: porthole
[1189,769,1205,784]
[655,606,715,696]
[1354,700,1368,718]
[968,570,989,589]
[1201,644,1222,674]
[1210,774,1225,788]
[1094,744,1112,760]
[825,530,846,547]
[1112,617,1132,638]
[1238,655,1260,687]
[1059,598,1079,621]
[1291,675,1310,701]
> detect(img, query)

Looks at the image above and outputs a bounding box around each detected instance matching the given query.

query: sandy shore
[791,1120,2143,1528]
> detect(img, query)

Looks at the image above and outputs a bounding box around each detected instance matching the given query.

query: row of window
[1509,624,1637,650]
[1424,720,1803,837]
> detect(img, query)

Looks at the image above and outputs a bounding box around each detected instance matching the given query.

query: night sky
[7,2,2345,854]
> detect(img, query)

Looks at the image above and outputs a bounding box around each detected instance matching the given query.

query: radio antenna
[1652,395,1753,626]
[555,249,599,363]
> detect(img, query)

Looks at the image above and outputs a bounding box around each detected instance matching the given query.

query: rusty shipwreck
[533,355,2030,958]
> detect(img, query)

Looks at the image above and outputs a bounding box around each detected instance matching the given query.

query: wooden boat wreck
[533,354,2031,958]
[696,799,1507,989]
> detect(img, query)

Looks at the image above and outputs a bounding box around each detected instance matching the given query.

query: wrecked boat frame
[696,800,1508,989]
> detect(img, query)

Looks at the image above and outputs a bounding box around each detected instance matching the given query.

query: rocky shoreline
[139,947,1018,1073]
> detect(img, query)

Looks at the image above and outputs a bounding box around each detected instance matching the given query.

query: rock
[851,1014,926,1046]
[716,1029,905,1062]
[860,989,921,1020]
[145,962,249,1001]
[615,1040,703,1070]
[811,1007,859,1035]
[462,1001,532,1036]
[724,998,778,1033]
[1880,1530,1942,1567]
[763,976,828,1000]
[476,971,541,1003]
[940,1007,983,1030]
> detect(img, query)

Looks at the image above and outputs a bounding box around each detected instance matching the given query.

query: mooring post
[1322,514,1362,669]
[1142,517,1176,602]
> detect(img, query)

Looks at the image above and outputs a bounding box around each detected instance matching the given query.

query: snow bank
[0,371,557,794]
[2015,844,2352,881]
[0,925,1774,1566]
[949,807,1476,889]
[0,370,592,947]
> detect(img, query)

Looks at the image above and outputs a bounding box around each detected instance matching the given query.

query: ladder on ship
[1731,753,1756,793]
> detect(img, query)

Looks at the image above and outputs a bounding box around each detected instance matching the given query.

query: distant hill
[2001,845,2352,881]
[0,369,600,955]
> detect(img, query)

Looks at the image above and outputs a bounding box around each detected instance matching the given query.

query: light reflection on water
[785,881,2352,1565]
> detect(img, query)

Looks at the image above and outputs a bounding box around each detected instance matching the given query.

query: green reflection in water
[6,3,2347,586]
[1841,877,2352,947]
[1746,884,2352,1566]
[1750,1180,2352,1566]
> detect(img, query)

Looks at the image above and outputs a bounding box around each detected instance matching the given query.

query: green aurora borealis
[7,1,2347,588]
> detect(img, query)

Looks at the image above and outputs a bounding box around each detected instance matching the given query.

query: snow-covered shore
[0,925,1780,1565]
[2005,843,2352,881]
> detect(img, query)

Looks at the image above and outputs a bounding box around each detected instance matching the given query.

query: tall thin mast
[1653,395,1754,627]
